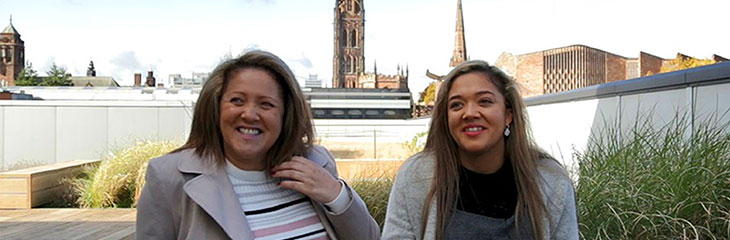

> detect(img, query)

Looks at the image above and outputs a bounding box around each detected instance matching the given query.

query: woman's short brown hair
[176,50,314,169]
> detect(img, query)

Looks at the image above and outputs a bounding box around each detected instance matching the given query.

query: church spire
[449,0,467,67]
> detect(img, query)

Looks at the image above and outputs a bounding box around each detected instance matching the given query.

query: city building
[332,0,408,90]
[0,16,24,86]
[70,61,120,87]
[168,72,209,87]
[494,45,729,97]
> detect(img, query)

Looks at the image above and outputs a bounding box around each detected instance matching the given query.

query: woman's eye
[262,102,275,108]
[480,99,493,104]
[230,97,243,104]
[449,102,463,109]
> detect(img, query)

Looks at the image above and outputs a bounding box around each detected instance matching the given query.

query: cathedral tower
[332,0,365,88]
[449,0,467,67]
[0,16,25,86]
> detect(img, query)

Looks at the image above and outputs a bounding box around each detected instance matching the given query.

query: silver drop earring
[504,125,511,137]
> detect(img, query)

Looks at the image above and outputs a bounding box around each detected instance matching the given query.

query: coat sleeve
[551,180,579,239]
[313,145,381,240]
[136,159,177,240]
[381,169,417,240]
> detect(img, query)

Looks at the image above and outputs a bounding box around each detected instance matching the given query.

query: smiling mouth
[237,127,261,135]
[464,126,484,132]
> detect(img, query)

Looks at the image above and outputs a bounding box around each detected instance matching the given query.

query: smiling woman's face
[219,68,283,170]
[447,72,513,158]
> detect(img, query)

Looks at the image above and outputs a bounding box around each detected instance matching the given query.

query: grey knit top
[381,152,579,240]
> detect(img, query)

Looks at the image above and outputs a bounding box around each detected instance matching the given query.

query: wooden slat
[30,167,81,191]
[0,159,99,209]
[0,193,28,209]
[0,177,28,193]
[30,183,66,207]
[0,209,136,240]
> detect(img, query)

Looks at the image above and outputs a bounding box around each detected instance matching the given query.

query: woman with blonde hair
[382,60,578,239]
[137,50,379,239]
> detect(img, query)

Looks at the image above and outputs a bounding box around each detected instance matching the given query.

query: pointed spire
[449,0,467,67]
[2,15,19,35]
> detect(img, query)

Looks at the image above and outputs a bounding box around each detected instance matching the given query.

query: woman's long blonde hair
[421,60,547,239]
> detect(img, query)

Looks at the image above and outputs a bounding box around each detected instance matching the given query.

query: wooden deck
[0,208,136,240]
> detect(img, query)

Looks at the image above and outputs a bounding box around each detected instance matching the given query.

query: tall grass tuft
[350,173,395,229]
[576,113,730,239]
[70,140,180,208]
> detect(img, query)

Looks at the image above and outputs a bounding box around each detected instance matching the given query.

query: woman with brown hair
[136,50,379,239]
[382,60,578,239]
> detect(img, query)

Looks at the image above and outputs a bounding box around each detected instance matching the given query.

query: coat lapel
[178,153,254,240]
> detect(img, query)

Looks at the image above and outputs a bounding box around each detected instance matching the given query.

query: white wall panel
[4,107,57,168]
[107,107,159,148]
[158,107,188,141]
[695,82,730,132]
[56,107,109,162]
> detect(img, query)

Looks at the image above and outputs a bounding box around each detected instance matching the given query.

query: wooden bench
[0,159,100,209]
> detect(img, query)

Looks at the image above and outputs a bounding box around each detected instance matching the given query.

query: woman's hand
[271,156,342,203]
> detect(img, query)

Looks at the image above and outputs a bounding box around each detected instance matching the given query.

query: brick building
[0,17,25,86]
[494,45,727,97]
[332,0,408,90]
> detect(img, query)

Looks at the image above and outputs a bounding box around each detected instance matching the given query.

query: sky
[2,0,728,96]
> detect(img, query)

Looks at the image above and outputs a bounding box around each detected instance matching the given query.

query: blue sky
[2,0,728,95]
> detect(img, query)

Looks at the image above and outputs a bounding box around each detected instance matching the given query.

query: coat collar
[177,150,254,240]
[174,146,333,240]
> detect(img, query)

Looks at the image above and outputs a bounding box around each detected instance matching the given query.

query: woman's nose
[239,104,260,121]
[462,103,478,119]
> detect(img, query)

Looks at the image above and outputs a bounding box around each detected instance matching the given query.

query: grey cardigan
[136,145,380,240]
[381,152,578,240]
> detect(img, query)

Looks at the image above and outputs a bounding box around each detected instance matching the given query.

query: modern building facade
[494,45,728,97]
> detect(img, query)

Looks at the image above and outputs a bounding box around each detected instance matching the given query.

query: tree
[14,61,40,86]
[418,82,438,106]
[659,55,716,73]
[40,63,72,86]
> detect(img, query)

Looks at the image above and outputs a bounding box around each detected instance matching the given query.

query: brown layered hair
[175,50,314,169]
[420,60,548,239]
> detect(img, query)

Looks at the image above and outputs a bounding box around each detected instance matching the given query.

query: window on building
[351,30,357,48]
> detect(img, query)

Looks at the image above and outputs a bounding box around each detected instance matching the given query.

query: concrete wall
[527,79,730,173]
[0,100,430,171]
[0,101,194,170]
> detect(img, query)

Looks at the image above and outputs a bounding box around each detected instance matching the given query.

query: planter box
[0,159,100,209]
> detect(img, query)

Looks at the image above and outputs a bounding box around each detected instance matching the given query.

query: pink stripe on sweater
[252,215,322,237]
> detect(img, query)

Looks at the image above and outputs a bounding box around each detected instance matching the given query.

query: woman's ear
[505,107,514,127]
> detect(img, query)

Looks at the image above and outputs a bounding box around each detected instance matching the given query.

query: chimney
[146,71,156,87]
[134,73,142,87]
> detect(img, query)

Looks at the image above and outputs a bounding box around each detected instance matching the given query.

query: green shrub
[70,140,180,208]
[576,114,730,239]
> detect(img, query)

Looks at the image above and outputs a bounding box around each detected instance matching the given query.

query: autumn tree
[659,55,716,73]
[418,82,438,106]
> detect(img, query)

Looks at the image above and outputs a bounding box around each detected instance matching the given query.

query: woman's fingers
[272,157,341,203]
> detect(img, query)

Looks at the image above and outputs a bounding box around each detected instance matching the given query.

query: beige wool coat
[136,145,380,240]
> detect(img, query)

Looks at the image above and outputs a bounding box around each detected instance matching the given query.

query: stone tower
[332,0,365,88]
[449,0,467,67]
[0,16,25,86]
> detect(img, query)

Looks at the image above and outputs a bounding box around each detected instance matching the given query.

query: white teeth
[466,127,482,132]
[237,127,261,135]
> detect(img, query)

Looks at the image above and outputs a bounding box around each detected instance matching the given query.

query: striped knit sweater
[226,161,330,240]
